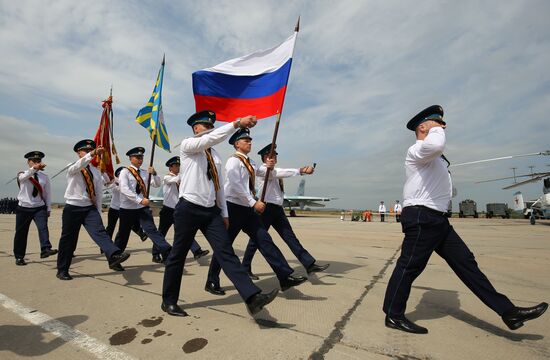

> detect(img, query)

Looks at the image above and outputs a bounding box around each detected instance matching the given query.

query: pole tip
[295,16,300,32]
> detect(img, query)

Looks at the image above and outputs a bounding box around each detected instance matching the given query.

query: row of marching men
[13,110,329,316]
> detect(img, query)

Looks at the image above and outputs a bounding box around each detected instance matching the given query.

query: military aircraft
[102,179,335,217]
[283,179,336,216]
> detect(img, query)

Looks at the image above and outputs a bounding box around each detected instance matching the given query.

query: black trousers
[114,207,171,256]
[13,205,52,259]
[395,214,401,223]
[106,207,146,239]
[208,202,293,286]
[380,213,385,222]
[153,205,202,256]
[242,203,315,271]
[162,199,260,304]
[383,206,515,317]
[57,204,120,273]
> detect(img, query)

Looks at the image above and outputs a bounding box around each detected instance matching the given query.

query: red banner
[91,96,115,180]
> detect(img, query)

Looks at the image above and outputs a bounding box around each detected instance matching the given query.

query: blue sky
[1,1,549,210]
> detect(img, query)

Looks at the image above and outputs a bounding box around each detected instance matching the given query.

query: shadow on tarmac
[407,286,544,341]
[0,315,88,357]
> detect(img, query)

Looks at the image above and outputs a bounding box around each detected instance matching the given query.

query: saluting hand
[239,115,257,129]
[254,200,266,214]
[33,163,47,171]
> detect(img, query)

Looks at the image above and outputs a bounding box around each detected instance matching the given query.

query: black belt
[409,205,447,217]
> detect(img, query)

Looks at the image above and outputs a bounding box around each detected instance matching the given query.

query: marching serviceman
[56,140,130,280]
[241,144,329,278]
[393,200,402,223]
[378,201,386,222]
[13,151,57,265]
[382,105,547,334]
[153,156,209,263]
[114,147,172,269]
[105,166,148,241]
[162,111,279,317]
[207,129,307,295]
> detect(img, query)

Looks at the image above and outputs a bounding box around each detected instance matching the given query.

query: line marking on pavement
[0,292,137,360]
[309,246,401,360]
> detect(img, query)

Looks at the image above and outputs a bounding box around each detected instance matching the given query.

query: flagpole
[145,129,157,198]
[259,16,300,203]
[145,54,166,198]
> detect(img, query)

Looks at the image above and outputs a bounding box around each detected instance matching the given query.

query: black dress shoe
[15,258,27,266]
[385,315,428,334]
[204,281,226,296]
[152,254,163,263]
[247,271,260,280]
[110,263,125,271]
[40,248,58,259]
[306,262,330,274]
[246,289,279,315]
[139,232,148,242]
[502,302,548,330]
[56,272,73,281]
[108,252,130,269]
[193,249,210,260]
[161,302,188,317]
[280,275,308,291]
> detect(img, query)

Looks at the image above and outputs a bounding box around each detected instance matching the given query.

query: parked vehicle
[486,203,511,219]
[459,199,478,218]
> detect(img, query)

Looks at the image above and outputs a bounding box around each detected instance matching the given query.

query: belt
[409,205,447,217]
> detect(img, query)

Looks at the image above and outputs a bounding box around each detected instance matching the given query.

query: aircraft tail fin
[296,179,305,196]
[512,191,524,211]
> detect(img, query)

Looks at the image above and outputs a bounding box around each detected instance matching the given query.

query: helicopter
[476,164,550,225]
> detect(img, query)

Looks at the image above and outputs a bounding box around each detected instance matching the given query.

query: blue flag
[136,56,170,152]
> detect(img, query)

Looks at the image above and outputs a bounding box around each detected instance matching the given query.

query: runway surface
[1,210,548,359]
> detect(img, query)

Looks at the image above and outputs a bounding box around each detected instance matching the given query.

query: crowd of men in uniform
[0,197,18,214]
[8,106,547,332]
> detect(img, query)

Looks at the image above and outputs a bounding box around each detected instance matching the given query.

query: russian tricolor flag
[192,32,297,122]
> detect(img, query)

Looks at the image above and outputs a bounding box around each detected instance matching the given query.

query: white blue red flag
[192,32,297,121]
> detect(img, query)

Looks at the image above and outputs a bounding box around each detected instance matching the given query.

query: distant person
[394,200,402,223]
[154,156,209,263]
[13,151,57,265]
[378,201,386,222]
[241,143,329,279]
[383,105,547,334]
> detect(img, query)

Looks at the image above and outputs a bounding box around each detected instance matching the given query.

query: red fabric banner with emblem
[91,96,119,180]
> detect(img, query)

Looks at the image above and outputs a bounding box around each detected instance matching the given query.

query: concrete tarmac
[0,209,548,359]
